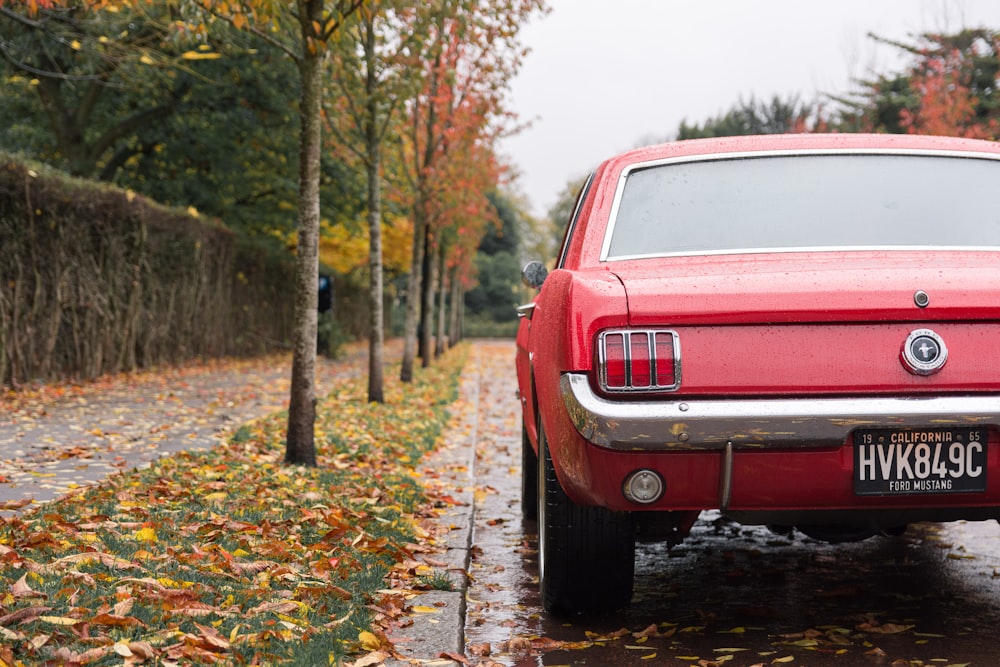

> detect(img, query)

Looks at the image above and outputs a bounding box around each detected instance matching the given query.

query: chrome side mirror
[521,261,548,289]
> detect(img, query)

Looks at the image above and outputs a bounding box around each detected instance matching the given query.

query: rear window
[603,153,1000,260]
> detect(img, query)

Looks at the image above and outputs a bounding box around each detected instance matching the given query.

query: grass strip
[0,343,468,666]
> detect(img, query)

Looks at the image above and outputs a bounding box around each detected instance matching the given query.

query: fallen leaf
[468,643,491,657]
[351,651,390,667]
[359,630,381,651]
[856,622,914,634]
[438,651,470,665]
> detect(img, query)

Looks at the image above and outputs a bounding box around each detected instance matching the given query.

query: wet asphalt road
[466,341,1000,667]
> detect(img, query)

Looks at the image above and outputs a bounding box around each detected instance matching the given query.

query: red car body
[516,133,1000,614]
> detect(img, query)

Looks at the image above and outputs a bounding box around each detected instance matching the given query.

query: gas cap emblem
[901,329,948,376]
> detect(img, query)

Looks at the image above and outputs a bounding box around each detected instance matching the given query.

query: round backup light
[623,470,665,505]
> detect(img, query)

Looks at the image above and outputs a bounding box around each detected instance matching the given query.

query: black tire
[521,425,539,520]
[537,422,635,614]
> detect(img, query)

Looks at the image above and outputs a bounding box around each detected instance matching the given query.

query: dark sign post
[317,274,334,354]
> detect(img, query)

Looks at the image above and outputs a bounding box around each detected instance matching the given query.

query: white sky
[499,0,1000,219]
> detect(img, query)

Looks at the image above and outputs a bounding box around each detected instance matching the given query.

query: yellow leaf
[773,657,795,664]
[39,616,82,626]
[70,40,81,50]
[204,492,228,503]
[358,630,380,651]
[140,55,155,65]
[639,654,657,660]
[411,605,439,614]
[181,50,222,60]
[134,527,158,543]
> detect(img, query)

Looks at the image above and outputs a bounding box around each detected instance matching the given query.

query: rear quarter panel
[528,268,629,503]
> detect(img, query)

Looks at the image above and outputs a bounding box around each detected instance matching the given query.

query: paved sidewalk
[386,340,517,666]
[0,343,374,511]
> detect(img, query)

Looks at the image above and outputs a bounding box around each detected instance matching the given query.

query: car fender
[530,268,629,505]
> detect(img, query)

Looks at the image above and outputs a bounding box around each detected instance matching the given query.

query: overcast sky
[499,0,1000,219]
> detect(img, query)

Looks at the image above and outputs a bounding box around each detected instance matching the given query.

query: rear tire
[537,422,635,614]
[521,425,538,520]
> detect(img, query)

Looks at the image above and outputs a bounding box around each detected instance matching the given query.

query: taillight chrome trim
[597,329,681,393]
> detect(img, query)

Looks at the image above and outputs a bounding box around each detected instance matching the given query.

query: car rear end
[555,140,1000,535]
[523,134,1000,613]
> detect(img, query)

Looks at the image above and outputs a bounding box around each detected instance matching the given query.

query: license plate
[854,427,988,496]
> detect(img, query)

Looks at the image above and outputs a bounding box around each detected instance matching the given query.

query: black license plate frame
[854,427,988,496]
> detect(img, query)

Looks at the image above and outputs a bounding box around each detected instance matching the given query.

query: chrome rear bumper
[560,372,1000,451]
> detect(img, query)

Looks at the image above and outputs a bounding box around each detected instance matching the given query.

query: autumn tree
[174,0,364,466]
[397,0,546,382]
[325,1,422,403]
[833,29,1000,139]
[430,129,503,354]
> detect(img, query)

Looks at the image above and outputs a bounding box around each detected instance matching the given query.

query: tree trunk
[449,266,461,345]
[435,245,447,357]
[365,56,385,403]
[400,206,425,383]
[419,225,437,367]
[285,2,323,466]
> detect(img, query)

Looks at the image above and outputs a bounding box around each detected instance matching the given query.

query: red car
[516,133,1000,614]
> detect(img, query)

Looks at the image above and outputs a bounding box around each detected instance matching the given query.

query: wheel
[521,424,538,520]
[537,421,635,614]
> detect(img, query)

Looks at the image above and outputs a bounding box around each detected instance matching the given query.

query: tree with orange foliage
[397,0,546,383]
[897,39,999,139]
[836,29,1000,139]
[429,123,504,357]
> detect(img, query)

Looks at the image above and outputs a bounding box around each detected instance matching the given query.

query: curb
[385,349,481,665]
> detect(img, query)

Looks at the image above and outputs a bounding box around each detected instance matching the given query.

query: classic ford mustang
[515,133,1000,614]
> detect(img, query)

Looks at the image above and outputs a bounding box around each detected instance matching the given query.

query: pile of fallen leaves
[0,345,467,666]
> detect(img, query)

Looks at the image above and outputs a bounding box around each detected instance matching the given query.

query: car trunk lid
[609,251,1000,396]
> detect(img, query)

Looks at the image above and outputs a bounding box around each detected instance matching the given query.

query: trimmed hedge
[0,155,296,386]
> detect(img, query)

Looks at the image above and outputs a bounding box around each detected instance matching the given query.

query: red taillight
[597,329,680,393]
[630,332,651,387]
[655,332,676,386]
[604,332,627,388]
